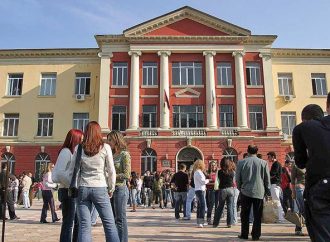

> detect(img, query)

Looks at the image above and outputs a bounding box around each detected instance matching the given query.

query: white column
[98,52,113,133]
[128,51,141,130]
[233,51,248,129]
[259,53,278,131]
[158,51,171,129]
[203,51,217,129]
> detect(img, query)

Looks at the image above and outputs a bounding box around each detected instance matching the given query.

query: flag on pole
[164,90,170,109]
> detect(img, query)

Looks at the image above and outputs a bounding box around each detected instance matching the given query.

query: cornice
[0,48,99,59]
[272,48,330,58]
[95,35,128,47]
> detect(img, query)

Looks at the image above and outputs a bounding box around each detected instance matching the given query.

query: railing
[172,128,207,136]
[220,127,239,136]
[139,129,158,136]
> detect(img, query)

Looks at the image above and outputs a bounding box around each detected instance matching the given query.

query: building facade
[1,6,329,177]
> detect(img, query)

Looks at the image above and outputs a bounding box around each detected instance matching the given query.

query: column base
[265,127,280,132]
[101,127,110,134]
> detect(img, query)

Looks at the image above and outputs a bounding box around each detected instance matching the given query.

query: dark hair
[247,145,258,155]
[178,163,186,171]
[61,129,84,154]
[301,104,324,121]
[82,121,104,157]
[267,151,276,158]
[155,172,160,181]
[243,153,249,158]
[257,154,262,159]
[220,157,235,173]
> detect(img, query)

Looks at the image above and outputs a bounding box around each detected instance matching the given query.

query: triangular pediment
[175,87,200,98]
[124,6,251,37]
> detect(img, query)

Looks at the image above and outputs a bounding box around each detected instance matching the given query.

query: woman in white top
[193,159,209,228]
[52,129,83,242]
[71,121,119,242]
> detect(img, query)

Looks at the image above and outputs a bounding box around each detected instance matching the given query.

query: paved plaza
[1,199,311,242]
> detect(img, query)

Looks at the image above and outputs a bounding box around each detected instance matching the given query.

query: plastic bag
[262,198,279,223]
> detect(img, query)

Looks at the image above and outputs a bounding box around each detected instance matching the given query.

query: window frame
[172,62,202,86]
[281,111,296,136]
[3,113,19,137]
[142,105,157,128]
[75,73,91,95]
[112,62,128,87]
[219,104,234,127]
[217,62,233,86]
[40,73,57,96]
[173,105,204,128]
[246,62,262,86]
[142,62,158,86]
[73,113,89,132]
[112,106,127,131]
[248,105,264,131]
[141,148,157,174]
[7,74,23,96]
[37,113,54,137]
[278,73,293,96]
[311,73,327,96]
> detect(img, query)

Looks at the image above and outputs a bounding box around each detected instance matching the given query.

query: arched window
[223,148,238,163]
[35,152,50,182]
[1,152,16,174]
[141,148,157,174]
[285,152,294,162]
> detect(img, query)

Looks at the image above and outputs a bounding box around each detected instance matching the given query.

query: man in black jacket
[292,98,330,242]
[267,151,285,222]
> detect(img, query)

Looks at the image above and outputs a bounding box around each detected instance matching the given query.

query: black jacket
[292,115,330,189]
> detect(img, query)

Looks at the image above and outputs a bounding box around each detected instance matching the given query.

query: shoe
[227,225,232,228]
[238,235,248,240]
[183,217,190,220]
[10,216,20,220]
[212,224,218,228]
[203,222,208,226]
[53,218,61,222]
[252,237,260,241]
[197,224,203,228]
[130,209,136,212]
[40,220,48,223]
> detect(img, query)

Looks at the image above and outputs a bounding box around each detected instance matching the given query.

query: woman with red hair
[53,129,83,242]
[72,121,119,242]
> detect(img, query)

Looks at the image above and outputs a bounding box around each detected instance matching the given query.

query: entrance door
[176,147,202,171]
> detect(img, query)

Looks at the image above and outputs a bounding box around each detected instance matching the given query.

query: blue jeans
[164,189,172,208]
[113,186,129,242]
[77,187,119,242]
[131,188,137,206]
[174,192,187,219]
[58,188,78,242]
[213,187,234,226]
[195,190,206,224]
[136,189,142,205]
[91,203,99,225]
[185,187,195,218]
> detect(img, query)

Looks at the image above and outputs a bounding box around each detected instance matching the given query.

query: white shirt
[136,178,142,191]
[194,169,209,191]
[52,148,73,188]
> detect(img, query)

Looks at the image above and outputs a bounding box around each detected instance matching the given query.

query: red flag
[164,90,170,109]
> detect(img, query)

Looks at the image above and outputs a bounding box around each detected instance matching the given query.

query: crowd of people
[1,93,330,242]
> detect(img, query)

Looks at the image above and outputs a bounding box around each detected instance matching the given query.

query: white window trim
[75,74,91,95]
[281,112,296,136]
[7,74,23,96]
[40,73,57,96]
[246,63,262,86]
[173,105,204,128]
[142,63,158,86]
[172,62,202,86]
[37,114,54,137]
[278,75,293,96]
[112,106,127,131]
[3,114,19,137]
[73,113,89,132]
[249,106,264,131]
[142,106,157,128]
[217,63,233,86]
[113,63,128,86]
[312,75,327,96]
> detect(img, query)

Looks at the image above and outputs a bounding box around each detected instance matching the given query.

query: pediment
[175,87,200,98]
[124,6,251,37]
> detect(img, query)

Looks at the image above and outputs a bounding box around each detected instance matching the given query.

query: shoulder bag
[68,144,82,198]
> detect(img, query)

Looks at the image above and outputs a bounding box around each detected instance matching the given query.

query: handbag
[68,144,82,198]
[284,199,304,227]
[262,197,279,223]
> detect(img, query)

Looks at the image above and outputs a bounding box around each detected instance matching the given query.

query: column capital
[157,51,171,57]
[203,51,216,57]
[232,51,245,57]
[259,52,272,60]
[128,50,142,56]
[97,52,113,59]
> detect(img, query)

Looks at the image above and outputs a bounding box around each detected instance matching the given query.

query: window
[217,63,232,86]
[40,73,56,96]
[278,73,293,95]
[112,106,126,131]
[37,113,54,137]
[141,148,157,174]
[172,62,202,86]
[223,148,238,163]
[75,73,90,95]
[312,73,327,95]
[73,113,89,132]
[142,105,157,128]
[219,105,234,127]
[7,74,23,96]
[3,114,19,136]
[35,152,50,182]
[143,62,158,86]
[113,62,128,86]
[173,105,204,128]
[249,105,264,130]
[246,63,261,86]
[281,112,296,136]
[1,152,15,174]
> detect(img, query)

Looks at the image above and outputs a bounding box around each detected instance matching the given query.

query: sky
[1,0,330,50]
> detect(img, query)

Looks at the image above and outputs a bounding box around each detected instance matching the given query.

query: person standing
[213,157,235,228]
[193,159,209,228]
[142,171,153,207]
[108,130,131,242]
[71,121,119,242]
[185,167,195,220]
[22,172,32,209]
[129,172,138,212]
[267,151,285,223]
[292,102,330,242]
[281,160,293,214]
[206,161,218,225]
[52,129,83,242]
[236,145,271,241]
[152,172,164,209]
[163,172,172,208]
[171,163,189,221]
[40,163,60,223]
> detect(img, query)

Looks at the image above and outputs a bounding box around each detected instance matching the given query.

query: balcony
[139,129,158,137]
[172,128,207,136]
[220,127,239,136]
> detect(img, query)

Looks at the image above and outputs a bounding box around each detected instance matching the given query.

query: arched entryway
[141,148,157,175]
[1,152,15,174]
[176,147,203,171]
[35,152,50,181]
[222,147,238,163]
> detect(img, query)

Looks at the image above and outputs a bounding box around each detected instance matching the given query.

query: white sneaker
[203,222,208,226]
[197,224,203,228]
[183,217,191,220]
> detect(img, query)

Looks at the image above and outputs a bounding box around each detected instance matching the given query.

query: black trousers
[240,193,263,239]
[40,190,58,222]
[304,179,330,242]
[282,187,293,214]
[0,189,16,219]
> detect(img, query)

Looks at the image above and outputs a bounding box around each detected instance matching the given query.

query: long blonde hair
[107,130,127,152]
[44,163,54,174]
[193,159,205,172]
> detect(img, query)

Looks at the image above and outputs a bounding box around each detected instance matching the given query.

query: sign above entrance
[161,160,171,167]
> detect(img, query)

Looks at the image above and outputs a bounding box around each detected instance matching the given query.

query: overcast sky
[1,0,329,49]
